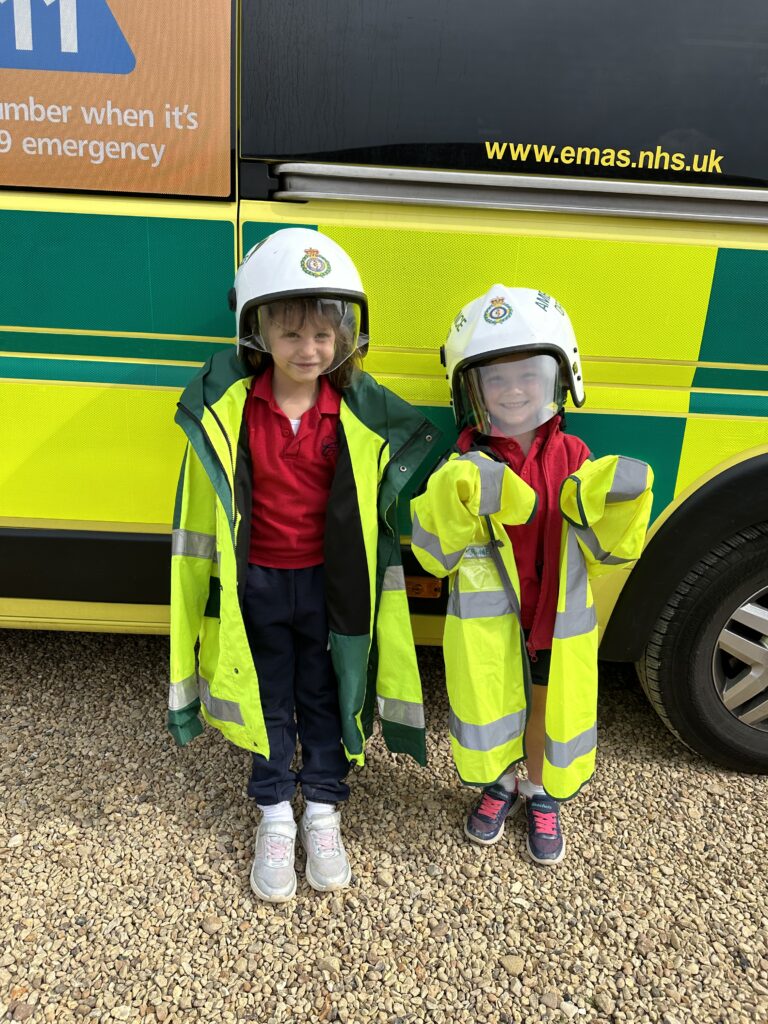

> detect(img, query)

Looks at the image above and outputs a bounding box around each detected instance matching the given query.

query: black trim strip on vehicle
[0,529,451,616]
[0,529,171,604]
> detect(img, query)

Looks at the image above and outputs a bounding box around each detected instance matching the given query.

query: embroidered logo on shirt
[321,436,339,459]
[301,248,332,278]
[483,296,513,325]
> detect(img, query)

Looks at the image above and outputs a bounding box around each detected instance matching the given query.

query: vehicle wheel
[636,523,768,772]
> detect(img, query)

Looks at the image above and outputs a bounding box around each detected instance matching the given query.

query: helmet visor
[240,297,364,373]
[465,354,561,436]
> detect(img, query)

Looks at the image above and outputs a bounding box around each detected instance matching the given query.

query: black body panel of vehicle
[241,0,768,189]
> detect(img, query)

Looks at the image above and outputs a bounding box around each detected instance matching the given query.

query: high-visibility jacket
[411,450,653,799]
[168,349,441,767]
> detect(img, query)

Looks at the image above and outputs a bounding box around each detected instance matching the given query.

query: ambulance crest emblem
[483,296,513,324]
[301,248,332,278]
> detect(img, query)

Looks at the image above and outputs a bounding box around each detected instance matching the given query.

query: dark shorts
[524,632,551,687]
[530,649,551,686]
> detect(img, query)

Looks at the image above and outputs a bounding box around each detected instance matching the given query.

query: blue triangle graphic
[0,0,135,74]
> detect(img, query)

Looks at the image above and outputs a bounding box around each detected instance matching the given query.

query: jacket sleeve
[410,451,536,578]
[559,454,654,576]
[168,443,217,746]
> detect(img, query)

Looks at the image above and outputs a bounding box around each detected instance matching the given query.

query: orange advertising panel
[0,0,231,196]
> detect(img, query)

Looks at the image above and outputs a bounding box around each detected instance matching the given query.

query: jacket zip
[177,402,236,529]
[526,427,556,659]
[387,417,432,467]
[205,402,236,485]
[378,418,432,537]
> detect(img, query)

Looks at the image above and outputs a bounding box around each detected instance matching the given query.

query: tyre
[637,523,768,772]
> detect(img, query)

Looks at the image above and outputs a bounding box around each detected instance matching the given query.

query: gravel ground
[0,630,766,1024]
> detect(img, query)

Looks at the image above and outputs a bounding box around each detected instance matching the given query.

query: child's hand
[454,474,474,510]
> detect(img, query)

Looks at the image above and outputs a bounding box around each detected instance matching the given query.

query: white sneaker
[299,810,351,892]
[249,818,297,902]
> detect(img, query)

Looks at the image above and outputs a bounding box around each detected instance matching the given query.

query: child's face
[478,356,550,436]
[262,302,337,384]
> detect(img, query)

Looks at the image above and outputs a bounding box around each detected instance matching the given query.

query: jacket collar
[177,348,252,422]
[457,414,562,456]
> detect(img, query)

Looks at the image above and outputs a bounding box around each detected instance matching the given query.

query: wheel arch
[599,450,768,661]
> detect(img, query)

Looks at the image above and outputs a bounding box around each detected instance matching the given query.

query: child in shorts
[411,286,653,864]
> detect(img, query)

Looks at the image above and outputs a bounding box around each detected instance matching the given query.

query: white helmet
[442,285,586,431]
[229,228,369,370]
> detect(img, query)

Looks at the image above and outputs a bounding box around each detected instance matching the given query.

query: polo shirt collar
[250,366,338,418]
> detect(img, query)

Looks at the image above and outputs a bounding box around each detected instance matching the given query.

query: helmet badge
[483,296,513,325]
[300,247,332,278]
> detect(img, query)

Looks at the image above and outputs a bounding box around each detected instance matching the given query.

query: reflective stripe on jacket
[411,450,653,800]
[168,349,441,767]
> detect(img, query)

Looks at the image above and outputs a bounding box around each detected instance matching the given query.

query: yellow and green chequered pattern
[0,196,237,528]
[1,195,767,537]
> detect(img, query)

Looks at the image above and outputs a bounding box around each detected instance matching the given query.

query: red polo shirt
[457,417,590,649]
[486,423,552,632]
[245,368,341,568]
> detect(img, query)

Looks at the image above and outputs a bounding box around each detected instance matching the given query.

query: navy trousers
[243,564,350,806]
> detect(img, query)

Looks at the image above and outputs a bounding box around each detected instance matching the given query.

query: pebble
[7,835,23,849]
[0,637,765,1024]
[594,992,616,1015]
[501,957,525,976]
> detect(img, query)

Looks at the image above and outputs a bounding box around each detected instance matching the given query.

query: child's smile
[479,357,549,435]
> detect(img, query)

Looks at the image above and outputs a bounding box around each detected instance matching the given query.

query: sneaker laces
[530,809,560,838]
[477,792,507,820]
[264,832,293,865]
[310,826,341,858]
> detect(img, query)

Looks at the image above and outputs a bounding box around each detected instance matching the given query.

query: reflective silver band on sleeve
[411,512,463,571]
[565,529,589,608]
[382,565,406,591]
[459,452,505,515]
[447,584,514,620]
[554,528,597,638]
[199,676,244,726]
[545,723,597,769]
[449,707,526,752]
[168,673,200,711]
[606,457,648,503]
[377,696,425,729]
[553,604,598,639]
[577,527,634,566]
[172,529,217,560]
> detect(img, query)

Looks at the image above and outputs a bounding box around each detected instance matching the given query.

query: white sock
[497,770,518,794]
[305,800,336,821]
[517,779,546,799]
[258,801,293,822]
